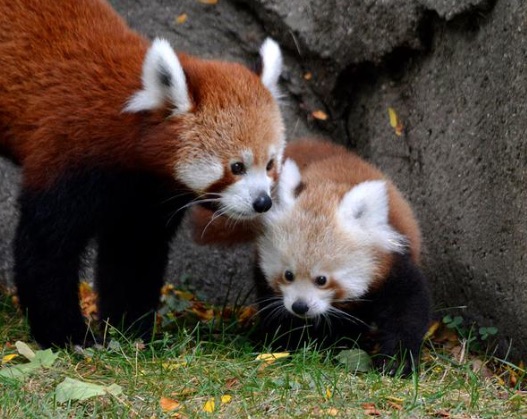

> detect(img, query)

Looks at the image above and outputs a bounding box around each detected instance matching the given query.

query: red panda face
[172,97,285,220]
[257,159,406,319]
[125,38,285,219]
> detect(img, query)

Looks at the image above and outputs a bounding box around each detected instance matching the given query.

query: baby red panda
[192,138,431,375]
[0,0,285,347]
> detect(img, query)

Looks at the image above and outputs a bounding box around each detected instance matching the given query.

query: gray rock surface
[1,0,525,359]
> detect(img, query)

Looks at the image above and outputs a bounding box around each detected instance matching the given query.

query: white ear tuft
[340,180,390,227]
[259,38,282,99]
[339,180,406,252]
[277,159,302,210]
[124,38,191,114]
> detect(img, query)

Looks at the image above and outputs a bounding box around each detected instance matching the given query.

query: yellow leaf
[221,394,232,404]
[387,107,404,136]
[424,321,440,340]
[255,352,290,363]
[388,107,398,128]
[162,360,188,370]
[326,408,339,416]
[311,110,328,121]
[175,13,188,24]
[203,398,215,413]
[2,354,18,364]
[325,386,332,400]
[198,0,218,4]
[160,397,181,412]
[175,290,195,301]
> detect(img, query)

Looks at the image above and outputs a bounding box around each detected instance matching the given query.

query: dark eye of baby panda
[230,162,246,175]
[266,159,274,171]
[314,276,327,286]
[284,270,295,282]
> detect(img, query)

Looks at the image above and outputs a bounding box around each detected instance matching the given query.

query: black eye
[314,276,327,286]
[266,159,274,171]
[231,162,246,175]
[284,270,295,282]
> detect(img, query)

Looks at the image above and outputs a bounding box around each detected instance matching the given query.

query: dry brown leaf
[311,110,328,121]
[79,281,97,319]
[190,306,214,321]
[224,377,240,389]
[175,13,188,24]
[303,72,313,80]
[362,402,381,416]
[198,0,218,4]
[160,397,181,412]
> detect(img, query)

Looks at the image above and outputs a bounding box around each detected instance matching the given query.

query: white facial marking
[124,38,191,114]
[220,147,283,218]
[221,166,273,218]
[259,38,283,100]
[175,156,223,192]
[281,280,332,317]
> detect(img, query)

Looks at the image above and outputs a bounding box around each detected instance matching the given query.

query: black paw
[372,354,416,377]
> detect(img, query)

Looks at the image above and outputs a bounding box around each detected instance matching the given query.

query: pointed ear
[124,38,191,114]
[259,38,282,100]
[276,159,302,211]
[339,180,406,252]
[340,180,390,228]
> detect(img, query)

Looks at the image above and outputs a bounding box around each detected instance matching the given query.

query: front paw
[372,353,416,377]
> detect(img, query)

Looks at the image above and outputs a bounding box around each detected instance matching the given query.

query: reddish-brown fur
[0,0,279,189]
[192,137,421,267]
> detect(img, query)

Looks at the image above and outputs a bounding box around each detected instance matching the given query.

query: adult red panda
[192,138,431,375]
[0,0,285,347]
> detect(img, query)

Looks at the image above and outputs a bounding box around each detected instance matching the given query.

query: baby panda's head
[257,159,406,319]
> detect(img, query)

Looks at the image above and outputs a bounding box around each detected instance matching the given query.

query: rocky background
[0,0,525,360]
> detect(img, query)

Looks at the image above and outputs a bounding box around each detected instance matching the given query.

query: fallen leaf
[335,349,372,373]
[224,377,239,389]
[203,398,215,413]
[2,354,18,364]
[304,72,313,80]
[255,352,290,363]
[220,394,232,404]
[190,306,214,321]
[471,359,494,379]
[237,306,256,325]
[387,400,403,410]
[175,13,188,24]
[174,290,195,301]
[163,360,188,371]
[198,0,218,4]
[387,107,404,136]
[160,397,181,412]
[55,377,122,403]
[15,341,35,360]
[433,409,451,418]
[0,344,58,381]
[362,402,381,416]
[325,386,332,400]
[79,281,98,319]
[311,110,328,121]
[424,321,441,340]
[326,408,339,416]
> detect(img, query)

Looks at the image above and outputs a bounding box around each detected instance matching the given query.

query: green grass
[1,292,526,418]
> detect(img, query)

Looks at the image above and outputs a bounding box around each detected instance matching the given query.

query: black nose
[252,193,272,213]
[291,301,309,316]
